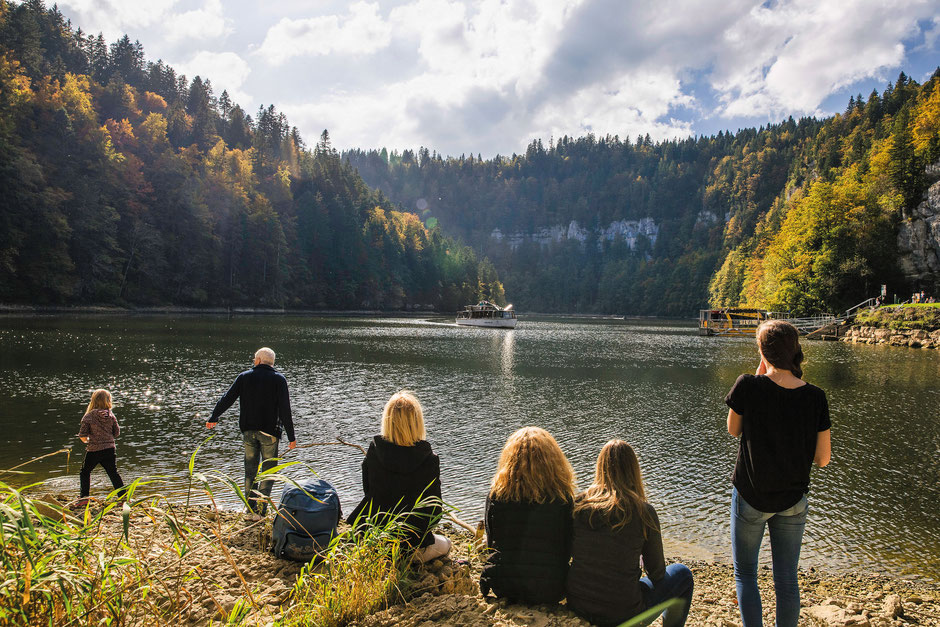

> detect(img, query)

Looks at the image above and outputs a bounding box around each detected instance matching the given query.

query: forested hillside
[347,73,940,316]
[2,1,937,317]
[0,0,504,310]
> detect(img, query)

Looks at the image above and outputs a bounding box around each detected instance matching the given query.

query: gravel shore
[75,504,940,626]
[356,525,939,627]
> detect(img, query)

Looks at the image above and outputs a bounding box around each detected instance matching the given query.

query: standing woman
[567,440,693,627]
[480,426,576,604]
[725,320,831,627]
[347,390,451,563]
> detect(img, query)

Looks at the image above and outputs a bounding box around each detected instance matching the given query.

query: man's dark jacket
[346,436,442,549]
[479,497,573,604]
[209,364,295,441]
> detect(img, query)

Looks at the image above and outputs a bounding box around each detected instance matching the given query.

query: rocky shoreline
[66,503,940,626]
[841,304,940,349]
[358,525,939,627]
[841,326,940,349]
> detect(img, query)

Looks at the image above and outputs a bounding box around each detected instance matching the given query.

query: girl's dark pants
[80,447,125,498]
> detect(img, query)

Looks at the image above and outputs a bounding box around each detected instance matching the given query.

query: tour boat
[456,301,517,328]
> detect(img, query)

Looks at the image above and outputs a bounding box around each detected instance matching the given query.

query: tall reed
[0,443,442,626]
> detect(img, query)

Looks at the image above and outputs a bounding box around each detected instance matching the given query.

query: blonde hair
[489,427,576,504]
[255,347,276,365]
[381,390,426,447]
[573,440,658,537]
[86,389,113,415]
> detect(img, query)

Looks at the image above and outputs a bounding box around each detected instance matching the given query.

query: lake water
[1,315,938,580]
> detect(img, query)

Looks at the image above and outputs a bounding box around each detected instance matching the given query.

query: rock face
[842,326,940,348]
[898,177,940,287]
[490,218,658,251]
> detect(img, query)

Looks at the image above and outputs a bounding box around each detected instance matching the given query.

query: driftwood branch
[446,514,478,535]
[290,438,367,456]
[0,448,71,476]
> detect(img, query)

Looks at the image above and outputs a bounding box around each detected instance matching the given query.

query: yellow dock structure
[698,308,781,336]
[699,298,876,338]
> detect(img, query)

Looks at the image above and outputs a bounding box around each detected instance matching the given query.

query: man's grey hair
[255,347,276,365]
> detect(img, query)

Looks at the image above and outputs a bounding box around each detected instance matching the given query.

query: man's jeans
[731,487,808,627]
[639,563,694,627]
[244,430,279,515]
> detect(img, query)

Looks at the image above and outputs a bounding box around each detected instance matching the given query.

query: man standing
[206,347,297,519]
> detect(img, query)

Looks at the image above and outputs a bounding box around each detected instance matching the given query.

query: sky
[53,0,940,158]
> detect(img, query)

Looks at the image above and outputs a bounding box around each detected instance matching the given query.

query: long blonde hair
[573,440,658,537]
[489,427,576,504]
[86,389,113,415]
[381,390,426,447]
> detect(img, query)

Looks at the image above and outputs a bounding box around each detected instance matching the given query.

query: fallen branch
[0,448,71,476]
[290,438,367,456]
[446,514,477,535]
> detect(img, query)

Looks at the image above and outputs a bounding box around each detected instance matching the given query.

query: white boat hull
[456,317,517,328]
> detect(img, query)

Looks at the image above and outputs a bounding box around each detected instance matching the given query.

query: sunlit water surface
[1,315,937,580]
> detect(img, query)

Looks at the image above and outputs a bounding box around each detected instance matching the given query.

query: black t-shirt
[725,374,831,512]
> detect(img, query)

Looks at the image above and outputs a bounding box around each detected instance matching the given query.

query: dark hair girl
[725,320,831,627]
[566,440,693,627]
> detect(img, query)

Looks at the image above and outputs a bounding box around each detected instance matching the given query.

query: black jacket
[566,502,665,626]
[346,436,442,549]
[209,364,295,441]
[480,496,573,604]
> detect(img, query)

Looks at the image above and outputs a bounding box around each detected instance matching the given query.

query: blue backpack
[272,479,341,562]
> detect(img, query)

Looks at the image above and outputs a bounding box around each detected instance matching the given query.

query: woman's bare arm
[727,408,743,437]
[814,429,831,467]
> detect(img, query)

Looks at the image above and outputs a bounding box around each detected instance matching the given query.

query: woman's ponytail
[792,347,804,379]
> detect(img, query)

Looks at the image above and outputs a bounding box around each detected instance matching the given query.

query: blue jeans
[640,563,694,627]
[244,430,279,515]
[731,487,808,627]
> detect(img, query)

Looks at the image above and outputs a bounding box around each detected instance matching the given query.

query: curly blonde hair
[489,427,576,503]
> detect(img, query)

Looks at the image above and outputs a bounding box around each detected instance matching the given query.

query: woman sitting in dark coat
[566,440,693,627]
[346,390,451,562]
[480,426,576,604]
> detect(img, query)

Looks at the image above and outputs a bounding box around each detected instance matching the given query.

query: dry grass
[0,440,433,626]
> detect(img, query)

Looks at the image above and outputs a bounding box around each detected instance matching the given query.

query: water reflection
[0,315,937,581]
[500,330,515,376]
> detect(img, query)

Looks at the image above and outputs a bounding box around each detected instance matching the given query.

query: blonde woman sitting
[480,426,576,604]
[347,390,451,562]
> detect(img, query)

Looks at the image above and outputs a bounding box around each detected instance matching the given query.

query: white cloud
[257,2,393,65]
[172,51,252,107]
[58,0,180,40]
[712,0,932,117]
[55,0,940,156]
[165,0,233,43]
[535,72,694,143]
[918,16,940,53]
[278,0,590,155]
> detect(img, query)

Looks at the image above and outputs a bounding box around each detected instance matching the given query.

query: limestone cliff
[898,168,940,288]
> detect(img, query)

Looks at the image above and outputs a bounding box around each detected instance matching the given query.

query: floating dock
[699,298,877,338]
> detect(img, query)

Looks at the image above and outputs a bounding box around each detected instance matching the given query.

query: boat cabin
[698,308,784,336]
